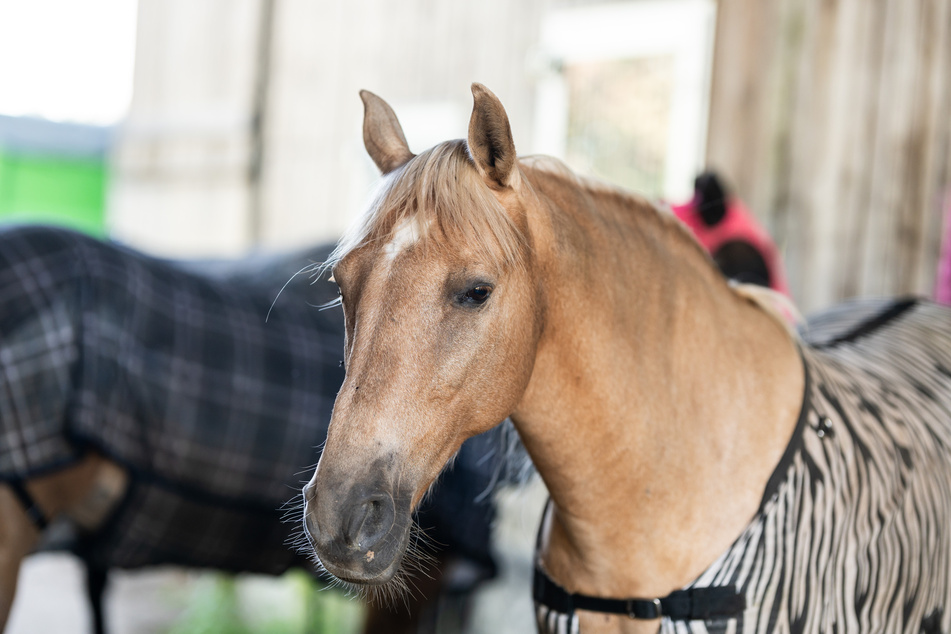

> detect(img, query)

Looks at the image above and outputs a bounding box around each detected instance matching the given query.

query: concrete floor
[6,478,548,634]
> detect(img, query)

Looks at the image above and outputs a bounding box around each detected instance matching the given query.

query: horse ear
[468,83,518,189]
[360,90,415,174]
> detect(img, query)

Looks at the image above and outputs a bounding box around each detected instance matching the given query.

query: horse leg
[0,454,127,632]
[0,484,40,630]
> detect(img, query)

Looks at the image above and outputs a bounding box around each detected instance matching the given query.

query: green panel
[0,150,107,237]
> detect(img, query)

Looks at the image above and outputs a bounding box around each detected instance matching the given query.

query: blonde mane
[521,154,714,262]
[330,144,799,336]
[521,154,801,336]
[327,140,527,272]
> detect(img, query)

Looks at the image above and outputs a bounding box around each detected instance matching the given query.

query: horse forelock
[326,140,528,275]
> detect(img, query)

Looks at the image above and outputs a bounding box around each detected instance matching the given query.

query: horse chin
[316,532,409,586]
[313,520,438,607]
[320,554,405,587]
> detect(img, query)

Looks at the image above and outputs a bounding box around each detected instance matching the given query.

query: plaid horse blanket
[0,225,497,578]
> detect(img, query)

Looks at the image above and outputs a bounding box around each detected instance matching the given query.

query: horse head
[303,85,543,588]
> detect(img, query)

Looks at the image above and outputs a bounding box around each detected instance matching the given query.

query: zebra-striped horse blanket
[0,225,498,579]
[536,297,951,633]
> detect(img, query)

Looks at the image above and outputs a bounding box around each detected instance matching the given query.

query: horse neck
[512,168,804,600]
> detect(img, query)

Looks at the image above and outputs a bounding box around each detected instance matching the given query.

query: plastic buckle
[627,597,663,619]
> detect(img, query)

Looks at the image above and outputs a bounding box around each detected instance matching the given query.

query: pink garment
[936,194,951,305]
[672,196,791,297]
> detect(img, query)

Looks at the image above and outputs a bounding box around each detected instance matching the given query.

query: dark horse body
[0,224,499,632]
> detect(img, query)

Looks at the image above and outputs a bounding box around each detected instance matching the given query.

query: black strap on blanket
[7,479,49,531]
[811,297,918,349]
[533,563,745,621]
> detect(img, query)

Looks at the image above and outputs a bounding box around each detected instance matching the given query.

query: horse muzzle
[302,477,413,584]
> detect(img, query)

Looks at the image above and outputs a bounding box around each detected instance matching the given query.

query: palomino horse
[0,226,501,633]
[304,84,951,633]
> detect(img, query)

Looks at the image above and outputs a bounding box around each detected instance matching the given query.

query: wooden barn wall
[112,0,710,256]
[260,0,549,249]
[110,0,266,256]
[706,0,951,313]
[111,0,552,255]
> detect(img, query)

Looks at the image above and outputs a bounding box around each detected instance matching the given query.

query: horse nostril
[301,483,322,544]
[304,510,320,543]
[302,482,317,504]
[343,496,394,549]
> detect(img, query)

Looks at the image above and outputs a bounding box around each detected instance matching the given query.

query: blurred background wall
[108,0,718,255]
[102,0,951,313]
[0,0,948,307]
[708,0,951,311]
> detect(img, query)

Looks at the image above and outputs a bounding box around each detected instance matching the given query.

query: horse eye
[459,285,493,306]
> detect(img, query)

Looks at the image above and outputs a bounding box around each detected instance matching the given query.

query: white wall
[109,0,717,257]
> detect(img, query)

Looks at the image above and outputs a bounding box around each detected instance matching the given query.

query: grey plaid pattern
[0,229,84,477]
[0,225,498,577]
